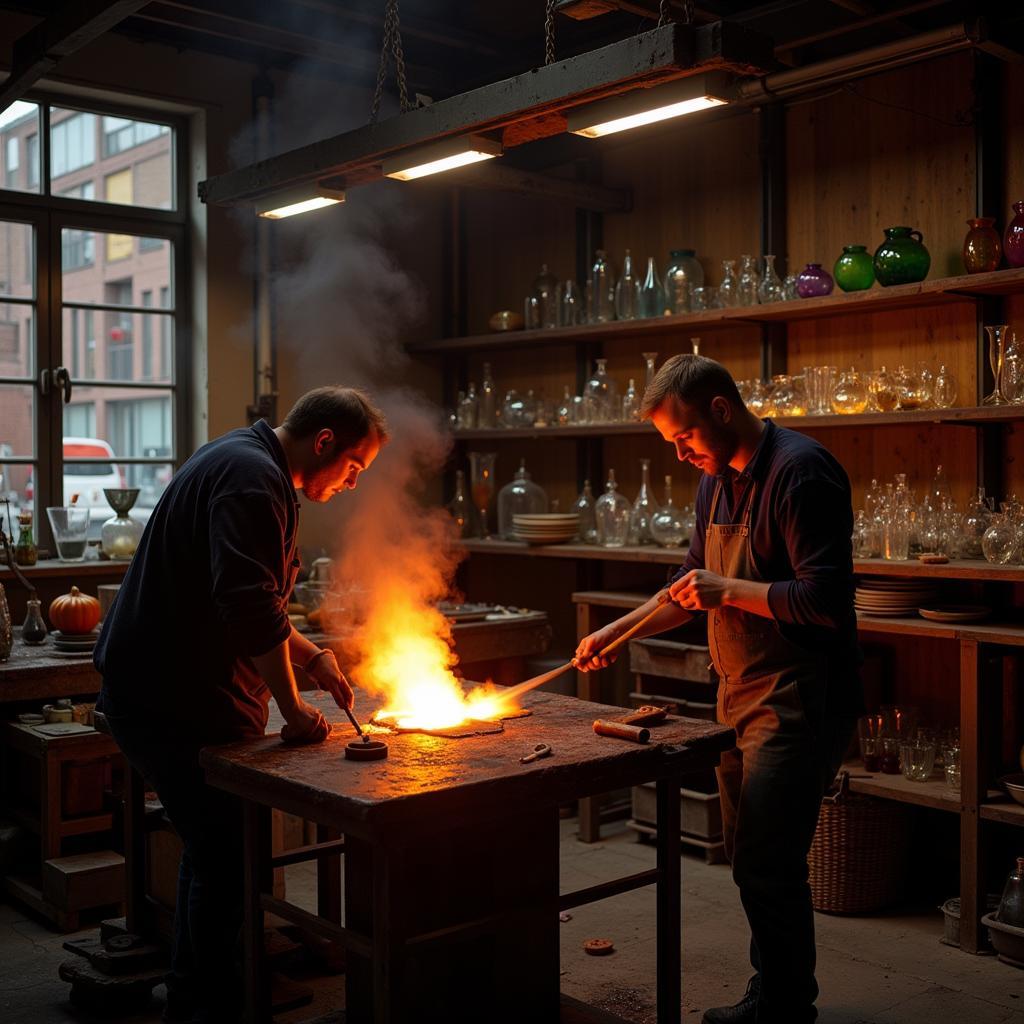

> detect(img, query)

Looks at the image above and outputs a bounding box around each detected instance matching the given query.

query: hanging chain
[370,0,410,123]
[545,0,556,65]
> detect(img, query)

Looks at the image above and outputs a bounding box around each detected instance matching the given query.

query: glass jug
[595,470,631,548]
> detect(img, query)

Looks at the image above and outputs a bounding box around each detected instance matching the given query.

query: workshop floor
[0,819,1020,1024]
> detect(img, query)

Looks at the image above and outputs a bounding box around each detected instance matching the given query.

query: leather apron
[704,478,826,732]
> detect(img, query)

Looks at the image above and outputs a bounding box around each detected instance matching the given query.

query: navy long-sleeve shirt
[673,420,861,705]
[95,419,300,745]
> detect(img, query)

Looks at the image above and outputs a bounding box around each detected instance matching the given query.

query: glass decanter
[639,256,665,319]
[480,363,497,428]
[757,254,783,304]
[982,510,1017,565]
[457,383,479,428]
[468,452,497,540]
[650,475,687,548]
[737,254,759,307]
[584,359,619,424]
[588,249,616,323]
[718,259,738,307]
[573,480,599,544]
[983,324,1011,405]
[447,470,474,538]
[782,274,799,300]
[595,470,631,548]
[497,459,549,539]
[868,366,900,413]
[559,280,584,326]
[852,509,880,558]
[22,598,47,645]
[893,365,927,411]
[664,249,703,315]
[830,368,869,415]
[614,249,641,321]
[101,488,144,560]
[770,374,807,417]
[621,379,640,422]
[628,458,660,546]
[532,264,559,329]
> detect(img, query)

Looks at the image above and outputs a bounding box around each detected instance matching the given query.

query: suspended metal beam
[198,20,772,207]
[444,162,631,212]
[0,0,150,112]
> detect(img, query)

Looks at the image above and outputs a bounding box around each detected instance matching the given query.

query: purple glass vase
[796,263,834,298]
[1006,200,1024,269]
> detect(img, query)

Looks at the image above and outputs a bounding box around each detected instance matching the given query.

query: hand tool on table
[593,720,651,743]
[520,742,553,764]
[499,590,674,703]
[342,704,371,743]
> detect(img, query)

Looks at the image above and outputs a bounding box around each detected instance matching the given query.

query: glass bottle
[650,475,687,548]
[960,488,991,559]
[588,249,615,323]
[642,352,658,397]
[594,470,631,548]
[457,383,479,428]
[621,378,640,422]
[556,386,574,427]
[101,488,144,560]
[664,249,703,315]
[830,368,869,414]
[639,256,665,319]
[22,598,48,645]
[497,459,549,539]
[983,324,1011,406]
[532,263,559,329]
[614,249,641,321]
[868,366,900,413]
[480,363,497,428]
[559,280,584,326]
[468,452,497,540]
[982,511,1017,565]
[796,263,834,298]
[628,458,660,546]
[573,480,598,545]
[782,274,799,301]
[1006,200,1024,268]
[447,470,473,538]
[737,254,759,306]
[757,254,783,304]
[962,218,1001,274]
[997,857,1024,928]
[584,359,619,424]
[852,510,878,558]
[718,259,738,307]
[833,244,875,292]
[15,511,37,566]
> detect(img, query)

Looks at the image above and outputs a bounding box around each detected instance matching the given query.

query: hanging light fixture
[383,134,503,181]
[255,182,346,219]
[566,71,733,138]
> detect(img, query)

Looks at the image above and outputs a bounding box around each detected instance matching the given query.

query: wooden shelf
[460,538,685,566]
[854,558,1024,583]
[0,558,129,581]
[841,762,964,813]
[409,267,1024,354]
[980,801,1024,827]
[452,405,1024,441]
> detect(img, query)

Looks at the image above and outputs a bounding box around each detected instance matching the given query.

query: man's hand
[670,569,731,611]
[306,649,355,710]
[280,699,331,745]
[574,625,622,672]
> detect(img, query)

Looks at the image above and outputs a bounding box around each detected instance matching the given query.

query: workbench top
[201,689,734,837]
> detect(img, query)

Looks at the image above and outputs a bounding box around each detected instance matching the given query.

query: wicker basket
[809,772,911,914]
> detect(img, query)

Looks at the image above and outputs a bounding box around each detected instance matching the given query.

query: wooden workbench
[201,688,734,1024]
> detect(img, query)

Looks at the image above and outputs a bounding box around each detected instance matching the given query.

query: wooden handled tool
[343,705,370,743]
[498,591,674,704]
[593,720,651,743]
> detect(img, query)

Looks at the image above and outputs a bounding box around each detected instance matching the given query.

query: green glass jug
[873,226,930,287]
[833,244,875,292]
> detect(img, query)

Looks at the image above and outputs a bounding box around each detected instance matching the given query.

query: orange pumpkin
[49,586,101,635]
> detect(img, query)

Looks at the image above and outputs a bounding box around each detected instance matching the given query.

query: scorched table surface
[200,689,734,834]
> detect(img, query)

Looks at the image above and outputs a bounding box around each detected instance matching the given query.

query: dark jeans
[717,676,855,1024]
[102,709,243,1022]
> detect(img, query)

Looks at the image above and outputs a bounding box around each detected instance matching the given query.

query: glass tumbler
[943,745,961,790]
[857,714,884,771]
[899,740,937,782]
[46,507,91,562]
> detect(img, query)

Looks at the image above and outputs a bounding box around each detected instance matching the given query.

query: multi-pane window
[51,112,96,178]
[25,134,38,189]
[5,137,18,188]
[159,286,171,379]
[141,290,153,380]
[103,117,169,158]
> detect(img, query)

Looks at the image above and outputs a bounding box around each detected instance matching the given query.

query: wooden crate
[43,851,125,912]
[631,780,723,841]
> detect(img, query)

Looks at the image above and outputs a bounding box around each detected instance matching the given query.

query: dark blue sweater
[673,420,861,696]
[95,419,300,745]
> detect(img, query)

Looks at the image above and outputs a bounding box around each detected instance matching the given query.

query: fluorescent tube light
[567,73,732,139]
[384,134,502,181]
[256,182,345,219]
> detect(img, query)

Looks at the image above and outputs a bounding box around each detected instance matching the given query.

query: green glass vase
[873,226,930,287]
[833,244,875,292]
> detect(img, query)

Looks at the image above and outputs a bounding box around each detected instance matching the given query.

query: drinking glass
[857,714,884,771]
[691,286,718,311]
[467,453,497,540]
[900,739,937,782]
[983,324,1011,405]
[943,745,961,791]
[46,507,91,562]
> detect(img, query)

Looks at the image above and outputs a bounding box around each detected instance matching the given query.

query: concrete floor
[1,819,1021,1024]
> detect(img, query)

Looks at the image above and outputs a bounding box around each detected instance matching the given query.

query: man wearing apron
[577,354,861,1024]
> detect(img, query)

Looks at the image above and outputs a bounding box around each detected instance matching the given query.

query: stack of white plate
[512,513,580,545]
[51,630,99,656]
[854,579,939,617]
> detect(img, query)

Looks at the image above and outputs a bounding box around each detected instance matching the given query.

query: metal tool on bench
[499,590,675,703]
[520,742,553,764]
[342,704,389,760]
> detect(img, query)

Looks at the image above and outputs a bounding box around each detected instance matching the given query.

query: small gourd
[48,586,101,635]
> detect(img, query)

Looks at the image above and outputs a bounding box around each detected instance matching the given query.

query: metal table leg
[656,774,682,1024]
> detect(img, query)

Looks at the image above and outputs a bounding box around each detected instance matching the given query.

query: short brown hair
[640,354,743,419]
[282,386,389,449]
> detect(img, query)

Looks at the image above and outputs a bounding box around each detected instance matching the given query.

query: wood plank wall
[456,50,1024,720]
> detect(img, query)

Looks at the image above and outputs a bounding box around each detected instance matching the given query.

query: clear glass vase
[650,475,688,548]
[532,263,559,329]
[983,324,1011,405]
[595,470,631,548]
[621,379,640,422]
[480,363,497,428]
[639,257,665,319]
[718,259,738,307]
[588,249,616,324]
[497,459,549,539]
[573,480,599,544]
[664,249,703,315]
[737,254,759,307]
[628,459,660,545]
[101,488,144,560]
[468,452,497,540]
[614,249,641,320]
[584,359,619,424]
[447,470,474,538]
[757,254,783,303]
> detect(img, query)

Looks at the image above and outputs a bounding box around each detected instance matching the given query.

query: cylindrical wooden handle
[593,720,651,743]
[595,590,673,659]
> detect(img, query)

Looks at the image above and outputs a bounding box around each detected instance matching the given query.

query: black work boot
[701,975,760,1024]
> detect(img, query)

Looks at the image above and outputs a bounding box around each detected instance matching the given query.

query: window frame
[0,87,190,548]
